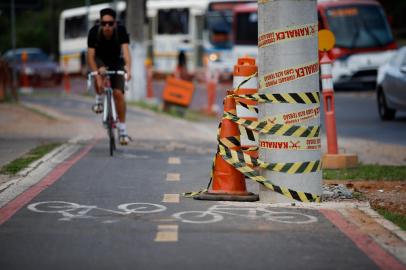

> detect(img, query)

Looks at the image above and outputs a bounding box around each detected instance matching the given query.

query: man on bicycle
[87,8,131,145]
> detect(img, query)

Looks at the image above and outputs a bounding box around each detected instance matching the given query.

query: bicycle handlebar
[88,70,126,77]
[87,70,128,91]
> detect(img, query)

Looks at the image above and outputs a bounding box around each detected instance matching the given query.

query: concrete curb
[0,141,82,208]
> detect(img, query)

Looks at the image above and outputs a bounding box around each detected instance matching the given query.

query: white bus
[59,2,126,74]
[59,0,252,76]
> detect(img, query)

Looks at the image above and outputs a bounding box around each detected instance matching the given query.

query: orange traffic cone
[19,50,33,94]
[194,91,258,201]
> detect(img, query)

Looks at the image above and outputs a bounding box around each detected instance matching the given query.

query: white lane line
[154,225,178,242]
[162,194,180,203]
[166,173,180,182]
[168,157,181,165]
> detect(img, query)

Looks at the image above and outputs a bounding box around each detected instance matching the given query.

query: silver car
[376,46,406,120]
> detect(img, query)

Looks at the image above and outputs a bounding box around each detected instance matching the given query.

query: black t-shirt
[87,24,130,69]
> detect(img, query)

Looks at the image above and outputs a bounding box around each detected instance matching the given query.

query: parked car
[2,48,62,87]
[376,46,406,120]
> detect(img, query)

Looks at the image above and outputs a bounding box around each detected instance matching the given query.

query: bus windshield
[326,5,393,49]
[206,10,233,48]
[235,11,258,45]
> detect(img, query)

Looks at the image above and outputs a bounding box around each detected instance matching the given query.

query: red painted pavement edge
[320,209,406,270]
[0,141,96,226]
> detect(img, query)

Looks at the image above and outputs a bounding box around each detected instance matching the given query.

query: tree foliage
[0,0,108,56]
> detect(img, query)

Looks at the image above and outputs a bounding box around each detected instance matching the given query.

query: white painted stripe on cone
[236,105,258,118]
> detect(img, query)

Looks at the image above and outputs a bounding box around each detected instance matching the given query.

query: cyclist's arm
[87,48,98,72]
[122,43,131,80]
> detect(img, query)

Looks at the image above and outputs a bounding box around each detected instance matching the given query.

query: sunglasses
[101,21,115,27]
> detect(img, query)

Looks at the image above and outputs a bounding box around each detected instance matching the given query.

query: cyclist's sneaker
[119,134,131,145]
[92,103,103,114]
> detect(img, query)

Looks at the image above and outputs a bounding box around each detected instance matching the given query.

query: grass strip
[0,143,61,175]
[375,208,406,231]
[323,164,406,181]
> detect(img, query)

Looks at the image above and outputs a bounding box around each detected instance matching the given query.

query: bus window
[206,10,233,49]
[235,11,258,45]
[157,9,189,34]
[64,15,87,39]
[325,5,394,49]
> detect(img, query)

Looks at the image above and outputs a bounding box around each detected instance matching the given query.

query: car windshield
[7,51,49,63]
[326,5,394,49]
[206,10,233,48]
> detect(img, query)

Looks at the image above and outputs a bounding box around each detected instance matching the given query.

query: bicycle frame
[103,87,117,126]
[88,70,127,156]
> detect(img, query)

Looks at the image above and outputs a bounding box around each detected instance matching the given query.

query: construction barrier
[318,29,358,169]
[205,69,218,115]
[145,58,154,99]
[185,72,321,203]
[162,76,194,115]
[19,50,33,94]
[63,56,71,94]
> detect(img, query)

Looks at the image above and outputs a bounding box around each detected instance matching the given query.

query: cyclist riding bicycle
[87,8,131,145]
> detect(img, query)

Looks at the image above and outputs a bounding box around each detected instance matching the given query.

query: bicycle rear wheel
[106,91,115,156]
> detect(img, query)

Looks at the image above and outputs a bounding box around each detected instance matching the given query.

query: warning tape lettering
[259,61,319,90]
[258,23,317,48]
[266,106,320,125]
[260,137,321,150]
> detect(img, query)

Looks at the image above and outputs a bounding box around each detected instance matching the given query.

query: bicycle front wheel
[106,91,115,156]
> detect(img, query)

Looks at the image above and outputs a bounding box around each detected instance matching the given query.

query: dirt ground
[326,180,406,216]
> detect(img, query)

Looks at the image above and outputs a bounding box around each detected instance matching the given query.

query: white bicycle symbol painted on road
[172,204,318,224]
[27,201,167,223]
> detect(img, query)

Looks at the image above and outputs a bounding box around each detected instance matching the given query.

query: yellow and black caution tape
[218,144,321,202]
[234,91,320,104]
[183,72,322,202]
[219,137,321,174]
[223,111,320,138]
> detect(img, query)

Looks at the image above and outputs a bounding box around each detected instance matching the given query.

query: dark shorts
[96,60,125,92]
[109,73,125,92]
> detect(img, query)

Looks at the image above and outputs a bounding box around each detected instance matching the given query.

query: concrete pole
[126,0,146,101]
[258,0,321,202]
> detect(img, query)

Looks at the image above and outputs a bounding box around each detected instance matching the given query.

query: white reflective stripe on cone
[233,76,258,89]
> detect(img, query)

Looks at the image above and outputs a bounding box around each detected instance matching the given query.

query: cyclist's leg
[111,74,129,145]
[92,63,105,114]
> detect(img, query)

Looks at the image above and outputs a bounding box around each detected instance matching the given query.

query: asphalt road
[1,88,405,269]
[0,140,379,270]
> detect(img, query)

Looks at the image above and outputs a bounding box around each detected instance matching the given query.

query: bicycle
[88,70,126,156]
[27,201,167,222]
[172,204,318,224]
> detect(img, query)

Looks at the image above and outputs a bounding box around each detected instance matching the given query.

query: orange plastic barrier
[162,76,194,107]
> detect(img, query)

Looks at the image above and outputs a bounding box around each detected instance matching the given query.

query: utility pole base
[322,153,358,169]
